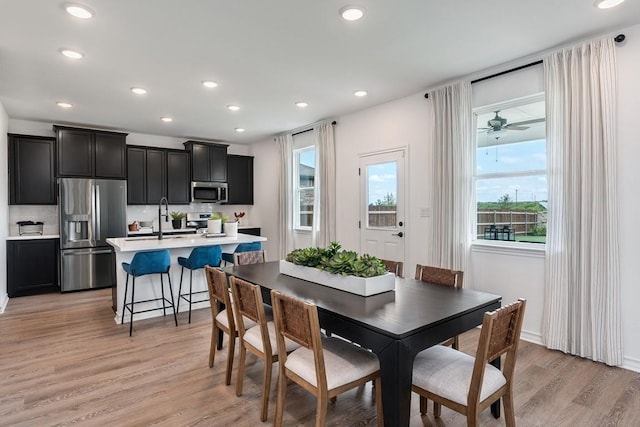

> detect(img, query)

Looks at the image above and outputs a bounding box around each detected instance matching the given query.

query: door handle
[392,231,404,237]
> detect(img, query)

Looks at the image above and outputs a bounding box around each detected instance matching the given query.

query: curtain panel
[276,134,294,259]
[543,38,622,365]
[312,122,336,247]
[428,81,474,282]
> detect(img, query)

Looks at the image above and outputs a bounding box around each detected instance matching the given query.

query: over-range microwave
[191,181,228,203]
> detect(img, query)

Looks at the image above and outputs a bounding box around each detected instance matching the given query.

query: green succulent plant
[210,212,228,223]
[286,242,386,278]
[169,211,185,220]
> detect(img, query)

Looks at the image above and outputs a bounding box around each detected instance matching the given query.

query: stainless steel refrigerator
[58,178,127,292]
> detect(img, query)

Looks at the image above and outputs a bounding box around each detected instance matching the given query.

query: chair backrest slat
[229,276,261,323]
[204,266,234,328]
[234,249,266,265]
[381,259,404,278]
[415,264,463,288]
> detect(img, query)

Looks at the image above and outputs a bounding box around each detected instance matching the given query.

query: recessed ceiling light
[340,6,365,21]
[64,3,94,19]
[160,117,173,122]
[56,102,72,108]
[202,81,218,88]
[130,87,147,95]
[295,102,309,108]
[235,128,245,133]
[227,105,240,111]
[354,90,368,97]
[60,49,84,59]
[594,0,624,8]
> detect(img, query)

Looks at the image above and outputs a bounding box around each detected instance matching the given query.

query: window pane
[477,138,546,175]
[299,188,314,227]
[476,176,547,243]
[298,149,315,188]
[367,162,397,228]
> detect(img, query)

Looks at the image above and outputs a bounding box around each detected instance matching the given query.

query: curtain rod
[424,33,626,99]
[291,120,337,136]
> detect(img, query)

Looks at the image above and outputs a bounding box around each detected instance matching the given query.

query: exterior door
[359,149,406,265]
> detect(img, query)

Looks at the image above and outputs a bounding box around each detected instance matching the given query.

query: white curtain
[543,38,622,365]
[428,81,474,282]
[312,121,336,247]
[276,134,294,258]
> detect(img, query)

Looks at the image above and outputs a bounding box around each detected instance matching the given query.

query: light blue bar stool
[121,249,177,336]
[221,242,262,265]
[177,245,222,323]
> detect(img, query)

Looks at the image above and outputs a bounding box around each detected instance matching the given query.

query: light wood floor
[1,289,639,426]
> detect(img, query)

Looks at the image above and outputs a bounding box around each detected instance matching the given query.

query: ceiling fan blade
[508,118,545,127]
[504,125,529,131]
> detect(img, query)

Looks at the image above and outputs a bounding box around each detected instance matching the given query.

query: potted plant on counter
[170,211,185,229]
[207,212,228,234]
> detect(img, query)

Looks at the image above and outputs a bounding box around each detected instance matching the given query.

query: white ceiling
[0,1,637,144]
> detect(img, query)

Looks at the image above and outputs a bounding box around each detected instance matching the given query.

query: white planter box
[279,260,395,297]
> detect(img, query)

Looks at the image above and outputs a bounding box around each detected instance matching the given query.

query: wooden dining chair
[412,299,526,427]
[381,259,404,278]
[229,276,299,421]
[204,265,256,385]
[233,249,266,265]
[271,290,384,426]
[415,263,464,349]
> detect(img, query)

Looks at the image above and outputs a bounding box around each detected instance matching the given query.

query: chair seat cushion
[285,337,379,390]
[215,309,257,330]
[412,345,506,405]
[243,321,300,356]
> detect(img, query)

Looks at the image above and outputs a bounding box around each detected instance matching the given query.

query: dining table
[224,261,502,426]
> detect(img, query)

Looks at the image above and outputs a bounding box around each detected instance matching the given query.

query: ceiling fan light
[594,0,624,9]
[339,6,365,21]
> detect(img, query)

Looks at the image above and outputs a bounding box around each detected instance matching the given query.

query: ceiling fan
[479,111,544,134]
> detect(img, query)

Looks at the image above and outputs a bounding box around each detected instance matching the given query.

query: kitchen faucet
[158,197,169,240]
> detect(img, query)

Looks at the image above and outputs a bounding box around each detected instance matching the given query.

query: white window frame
[293,145,315,231]
[473,93,547,247]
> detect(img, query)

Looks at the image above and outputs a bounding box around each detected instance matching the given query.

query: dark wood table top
[225,261,502,339]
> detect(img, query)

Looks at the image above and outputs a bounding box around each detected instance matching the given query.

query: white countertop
[107,232,266,253]
[6,234,60,240]
[127,228,196,236]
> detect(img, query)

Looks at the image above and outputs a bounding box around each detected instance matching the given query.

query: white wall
[0,101,8,312]
[251,24,640,371]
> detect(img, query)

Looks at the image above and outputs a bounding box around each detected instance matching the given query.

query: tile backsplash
[9,205,59,236]
[8,203,254,236]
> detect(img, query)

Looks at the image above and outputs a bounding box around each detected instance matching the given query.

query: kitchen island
[107,233,267,325]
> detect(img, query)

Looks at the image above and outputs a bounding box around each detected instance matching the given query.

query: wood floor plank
[1,289,640,426]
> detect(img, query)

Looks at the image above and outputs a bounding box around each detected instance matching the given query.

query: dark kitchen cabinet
[239,227,261,236]
[226,154,254,205]
[184,141,228,182]
[127,146,189,205]
[8,134,56,205]
[55,126,127,178]
[126,147,147,204]
[7,238,59,297]
[167,150,190,204]
[146,148,167,205]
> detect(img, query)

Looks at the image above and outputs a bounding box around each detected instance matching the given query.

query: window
[474,94,547,243]
[294,146,315,230]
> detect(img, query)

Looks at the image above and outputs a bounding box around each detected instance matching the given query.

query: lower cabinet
[240,227,261,236]
[7,239,59,297]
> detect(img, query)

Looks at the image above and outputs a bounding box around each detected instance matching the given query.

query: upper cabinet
[226,154,254,205]
[8,134,56,205]
[55,126,127,178]
[166,150,191,204]
[184,141,228,182]
[126,146,190,205]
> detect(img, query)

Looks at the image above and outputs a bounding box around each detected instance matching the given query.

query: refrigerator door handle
[95,184,101,241]
[62,249,113,256]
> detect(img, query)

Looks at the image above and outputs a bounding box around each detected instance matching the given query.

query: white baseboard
[622,356,640,373]
[0,293,8,313]
[520,329,543,346]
